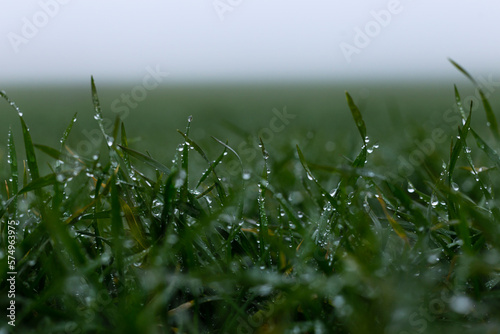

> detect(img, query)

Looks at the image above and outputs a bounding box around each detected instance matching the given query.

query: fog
[1,0,500,83]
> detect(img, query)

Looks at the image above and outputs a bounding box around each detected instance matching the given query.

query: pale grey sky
[1,0,499,83]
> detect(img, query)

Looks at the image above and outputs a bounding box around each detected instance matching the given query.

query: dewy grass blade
[450,59,500,141]
[296,144,336,205]
[19,117,40,181]
[110,168,124,277]
[478,89,500,141]
[345,91,367,142]
[35,144,65,161]
[346,91,368,169]
[258,139,270,262]
[470,129,500,170]
[454,85,466,120]
[60,112,78,151]
[211,136,242,169]
[1,92,41,181]
[91,76,105,132]
[118,145,170,174]
[7,128,18,216]
[179,130,226,202]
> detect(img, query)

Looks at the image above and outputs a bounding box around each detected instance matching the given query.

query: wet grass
[1,62,500,333]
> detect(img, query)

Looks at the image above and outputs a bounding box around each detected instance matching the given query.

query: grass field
[1,64,500,333]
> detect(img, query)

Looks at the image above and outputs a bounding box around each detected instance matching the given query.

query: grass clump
[1,64,500,333]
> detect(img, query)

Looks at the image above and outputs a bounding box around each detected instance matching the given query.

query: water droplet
[431,194,439,207]
[407,182,415,193]
[451,182,459,191]
[427,253,440,264]
[106,136,114,147]
[465,147,471,154]
[242,171,251,180]
[449,295,474,314]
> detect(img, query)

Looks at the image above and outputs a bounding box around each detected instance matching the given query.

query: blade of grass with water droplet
[346,92,368,169]
[450,60,500,141]
[470,129,500,170]
[18,174,57,194]
[7,128,18,216]
[454,85,466,120]
[478,90,500,141]
[118,145,170,174]
[35,144,64,161]
[60,112,78,151]
[178,130,226,202]
[110,168,124,277]
[211,136,242,168]
[211,136,245,212]
[346,91,367,142]
[90,76,108,139]
[258,139,270,262]
[296,145,335,205]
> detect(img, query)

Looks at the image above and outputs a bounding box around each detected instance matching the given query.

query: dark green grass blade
[454,85,466,120]
[158,170,178,239]
[478,90,500,141]
[90,76,108,139]
[118,145,170,174]
[258,139,270,262]
[211,136,242,168]
[120,122,132,171]
[18,174,57,194]
[346,91,367,142]
[346,91,368,169]
[449,59,477,84]
[470,129,500,170]
[110,170,124,277]
[60,112,78,151]
[178,130,227,202]
[35,144,65,161]
[196,144,226,187]
[450,59,500,141]
[449,108,472,184]
[20,117,40,181]
[0,91,41,182]
[7,128,18,216]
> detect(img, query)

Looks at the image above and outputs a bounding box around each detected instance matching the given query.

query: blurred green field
[2,80,496,173]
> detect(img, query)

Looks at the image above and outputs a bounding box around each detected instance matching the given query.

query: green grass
[1,63,500,333]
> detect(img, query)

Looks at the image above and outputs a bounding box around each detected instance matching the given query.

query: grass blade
[7,128,18,216]
[470,129,500,170]
[450,59,500,141]
[346,91,367,142]
[60,112,78,151]
[118,145,171,174]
